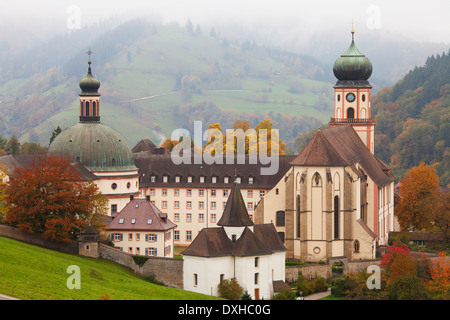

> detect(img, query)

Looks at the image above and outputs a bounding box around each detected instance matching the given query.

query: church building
[254,31,398,262]
[48,54,140,216]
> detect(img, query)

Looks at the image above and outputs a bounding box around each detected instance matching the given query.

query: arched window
[313,173,322,187]
[85,101,90,116]
[92,101,97,116]
[354,240,360,253]
[296,195,301,238]
[334,195,339,239]
[347,107,354,119]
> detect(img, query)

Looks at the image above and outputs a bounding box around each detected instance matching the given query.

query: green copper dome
[48,123,137,172]
[333,31,372,81]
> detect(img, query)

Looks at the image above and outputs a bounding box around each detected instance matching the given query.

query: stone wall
[98,244,184,289]
[0,223,78,254]
[285,259,382,283]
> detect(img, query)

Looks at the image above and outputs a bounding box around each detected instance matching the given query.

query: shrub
[272,288,296,300]
[331,273,367,299]
[132,255,149,266]
[387,274,431,300]
[311,276,328,293]
[218,278,244,300]
[241,291,252,300]
[295,276,312,296]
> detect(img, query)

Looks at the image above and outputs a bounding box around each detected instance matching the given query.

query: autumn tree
[426,251,450,298]
[396,162,440,231]
[380,241,417,286]
[160,138,180,153]
[5,154,108,242]
[0,164,8,221]
[203,119,286,156]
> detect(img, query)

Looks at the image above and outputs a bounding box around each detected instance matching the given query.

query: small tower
[217,181,254,241]
[329,30,375,154]
[79,49,101,123]
[78,225,101,258]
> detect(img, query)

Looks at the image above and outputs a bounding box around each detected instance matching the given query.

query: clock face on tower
[346,92,356,103]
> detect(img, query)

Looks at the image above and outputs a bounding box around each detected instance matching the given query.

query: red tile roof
[108,199,176,231]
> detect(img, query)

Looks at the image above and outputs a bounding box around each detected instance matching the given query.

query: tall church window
[276,211,285,226]
[347,107,354,119]
[296,195,301,238]
[354,240,360,253]
[334,196,339,239]
[85,101,90,116]
[92,101,97,116]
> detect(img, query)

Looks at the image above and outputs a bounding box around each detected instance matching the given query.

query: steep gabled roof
[290,130,348,167]
[181,226,283,257]
[108,199,176,231]
[217,182,254,227]
[132,137,157,154]
[181,227,234,257]
[290,125,394,187]
[253,224,286,252]
[232,227,272,256]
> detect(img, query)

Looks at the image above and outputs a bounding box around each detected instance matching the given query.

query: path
[302,289,332,300]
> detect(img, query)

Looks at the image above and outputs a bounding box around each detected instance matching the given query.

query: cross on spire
[351,20,355,40]
[87,48,93,65]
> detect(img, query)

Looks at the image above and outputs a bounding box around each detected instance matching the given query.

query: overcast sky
[0,0,449,44]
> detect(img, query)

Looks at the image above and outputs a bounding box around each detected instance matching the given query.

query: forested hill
[371,50,450,186]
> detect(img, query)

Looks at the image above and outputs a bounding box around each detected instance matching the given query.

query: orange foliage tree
[5,154,106,242]
[380,241,417,286]
[426,251,450,297]
[396,162,440,231]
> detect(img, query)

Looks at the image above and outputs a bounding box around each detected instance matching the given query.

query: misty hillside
[0,19,332,150]
[371,50,450,186]
[0,18,448,152]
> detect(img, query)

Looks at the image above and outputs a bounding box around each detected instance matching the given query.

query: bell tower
[79,49,101,123]
[329,30,375,154]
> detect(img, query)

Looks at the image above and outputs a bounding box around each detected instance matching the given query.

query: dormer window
[224,177,229,183]
[131,219,136,224]
[212,176,217,183]
[163,176,168,183]
[236,177,241,184]
[187,176,192,183]
[150,176,156,183]
[200,176,205,183]
[249,177,254,184]
[175,176,180,183]
[147,219,153,225]
[119,218,124,224]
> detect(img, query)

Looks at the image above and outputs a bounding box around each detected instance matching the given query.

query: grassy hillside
[0,20,332,150]
[0,236,218,300]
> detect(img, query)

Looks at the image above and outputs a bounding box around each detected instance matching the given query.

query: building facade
[254,31,398,262]
[182,182,286,299]
[133,148,295,247]
[107,196,176,257]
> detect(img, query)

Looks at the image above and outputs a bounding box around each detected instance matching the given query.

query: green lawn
[0,236,220,300]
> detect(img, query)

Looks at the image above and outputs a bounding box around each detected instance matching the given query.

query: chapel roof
[290,125,394,187]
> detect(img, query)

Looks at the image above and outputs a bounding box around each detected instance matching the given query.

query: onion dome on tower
[333,30,372,87]
[48,51,137,173]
